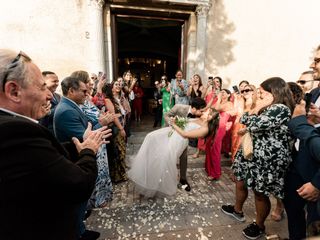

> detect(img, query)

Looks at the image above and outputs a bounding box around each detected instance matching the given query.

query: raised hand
[98,111,115,126]
[40,100,52,118]
[83,122,112,144]
[73,126,112,154]
[292,100,306,118]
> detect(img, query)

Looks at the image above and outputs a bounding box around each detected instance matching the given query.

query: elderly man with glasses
[0,49,111,240]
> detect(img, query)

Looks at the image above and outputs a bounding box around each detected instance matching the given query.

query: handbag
[241,131,253,160]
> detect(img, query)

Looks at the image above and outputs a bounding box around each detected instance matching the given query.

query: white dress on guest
[127,122,200,197]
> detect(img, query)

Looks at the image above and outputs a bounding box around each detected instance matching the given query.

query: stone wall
[0,0,91,80]
[205,0,320,87]
[1,0,320,89]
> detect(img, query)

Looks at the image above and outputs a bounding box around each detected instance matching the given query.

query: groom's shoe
[179,179,191,192]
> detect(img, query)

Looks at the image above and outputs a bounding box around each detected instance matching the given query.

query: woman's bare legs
[254,191,271,229]
[234,180,248,213]
[271,197,284,221]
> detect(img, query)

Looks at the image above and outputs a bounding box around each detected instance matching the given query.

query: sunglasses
[91,77,97,80]
[2,51,31,91]
[296,80,314,85]
[241,89,253,94]
[161,78,166,80]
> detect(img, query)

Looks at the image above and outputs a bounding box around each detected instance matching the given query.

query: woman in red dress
[205,89,233,180]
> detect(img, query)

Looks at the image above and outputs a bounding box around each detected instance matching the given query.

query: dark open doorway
[116,16,183,87]
[115,16,184,115]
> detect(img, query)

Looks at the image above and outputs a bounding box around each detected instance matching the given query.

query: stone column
[195,4,210,80]
[186,12,197,81]
[88,0,106,74]
[104,6,113,82]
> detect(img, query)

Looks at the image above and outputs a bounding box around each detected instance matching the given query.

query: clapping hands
[98,111,116,126]
[75,122,112,154]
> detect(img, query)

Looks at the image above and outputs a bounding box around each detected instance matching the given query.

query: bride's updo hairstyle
[206,108,220,139]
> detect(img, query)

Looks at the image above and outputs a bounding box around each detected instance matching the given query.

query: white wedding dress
[127,121,200,197]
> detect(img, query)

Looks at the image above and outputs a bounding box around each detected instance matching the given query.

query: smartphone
[232,85,239,93]
[304,93,312,113]
[98,71,103,77]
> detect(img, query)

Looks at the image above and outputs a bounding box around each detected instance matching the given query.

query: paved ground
[85,116,288,240]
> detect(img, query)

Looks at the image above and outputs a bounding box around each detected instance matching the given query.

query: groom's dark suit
[0,110,97,240]
[164,104,191,184]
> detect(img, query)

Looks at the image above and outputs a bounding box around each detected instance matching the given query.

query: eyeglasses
[241,89,253,94]
[2,51,31,91]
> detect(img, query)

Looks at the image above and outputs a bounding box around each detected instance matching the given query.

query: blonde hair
[243,84,257,110]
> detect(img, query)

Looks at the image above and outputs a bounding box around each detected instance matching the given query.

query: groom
[164,97,206,191]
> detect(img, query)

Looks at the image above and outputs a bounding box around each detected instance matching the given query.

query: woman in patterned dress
[234,77,295,239]
[103,81,128,183]
[70,70,113,208]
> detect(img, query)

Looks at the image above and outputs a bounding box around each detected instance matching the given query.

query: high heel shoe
[271,208,284,221]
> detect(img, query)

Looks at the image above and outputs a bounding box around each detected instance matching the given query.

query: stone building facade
[1,0,320,88]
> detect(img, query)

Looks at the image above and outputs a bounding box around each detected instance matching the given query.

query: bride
[127,108,220,197]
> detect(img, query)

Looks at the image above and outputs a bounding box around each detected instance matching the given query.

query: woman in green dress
[161,75,174,126]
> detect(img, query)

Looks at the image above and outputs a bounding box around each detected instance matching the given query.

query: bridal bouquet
[168,116,188,137]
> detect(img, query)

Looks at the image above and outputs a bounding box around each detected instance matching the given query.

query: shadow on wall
[206,0,236,81]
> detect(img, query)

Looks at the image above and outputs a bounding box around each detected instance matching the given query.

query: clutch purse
[242,131,253,160]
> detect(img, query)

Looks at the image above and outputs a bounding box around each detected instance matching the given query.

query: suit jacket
[310,87,320,103]
[54,97,100,143]
[164,104,190,126]
[0,110,98,240]
[288,115,320,189]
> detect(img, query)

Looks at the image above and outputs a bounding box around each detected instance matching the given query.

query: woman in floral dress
[70,70,113,208]
[233,77,295,239]
[104,81,128,183]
